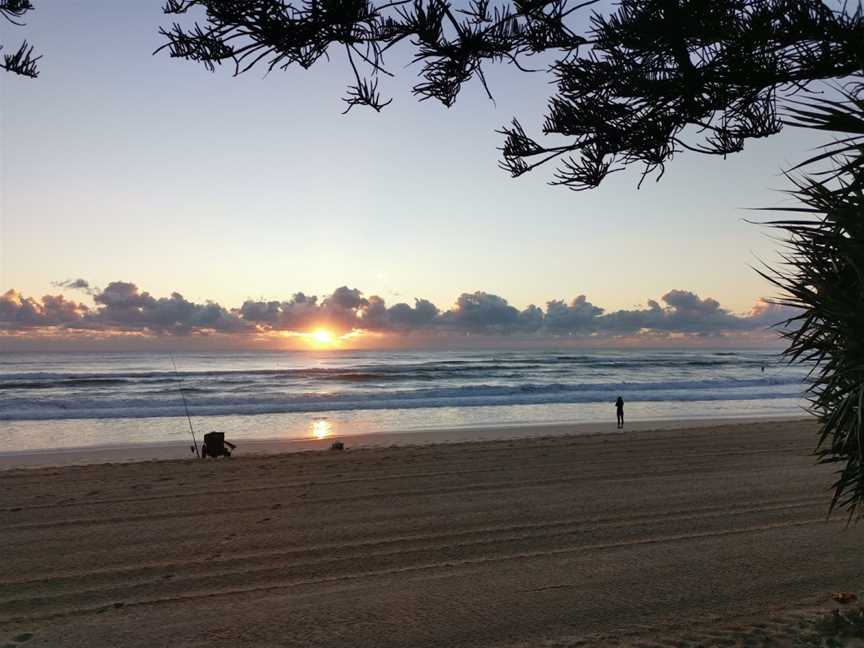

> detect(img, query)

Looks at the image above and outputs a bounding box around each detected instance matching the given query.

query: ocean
[0,349,808,452]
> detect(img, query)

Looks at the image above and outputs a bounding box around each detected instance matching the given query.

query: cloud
[745,297,800,328]
[239,292,323,332]
[0,281,796,343]
[597,290,748,336]
[543,295,605,333]
[92,282,251,335]
[357,296,440,331]
[51,278,94,295]
[0,289,90,329]
[440,292,524,333]
[239,288,442,335]
[594,290,801,337]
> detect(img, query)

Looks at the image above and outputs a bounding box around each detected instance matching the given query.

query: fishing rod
[170,354,200,458]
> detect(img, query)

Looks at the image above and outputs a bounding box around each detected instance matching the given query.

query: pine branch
[0,1,39,78]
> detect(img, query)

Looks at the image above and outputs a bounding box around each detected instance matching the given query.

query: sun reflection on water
[311,419,333,440]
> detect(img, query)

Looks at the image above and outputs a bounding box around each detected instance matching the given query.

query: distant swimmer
[615,396,624,429]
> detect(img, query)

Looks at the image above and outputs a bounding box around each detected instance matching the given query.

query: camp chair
[201,432,236,458]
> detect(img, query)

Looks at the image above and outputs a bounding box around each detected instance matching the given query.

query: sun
[291,327,365,348]
[311,329,334,345]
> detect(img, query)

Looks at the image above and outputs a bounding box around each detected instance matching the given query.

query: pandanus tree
[156,0,864,516]
[763,92,864,519]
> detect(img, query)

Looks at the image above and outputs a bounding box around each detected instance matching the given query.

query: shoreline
[0,413,809,470]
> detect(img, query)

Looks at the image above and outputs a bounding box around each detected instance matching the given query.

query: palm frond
[767,86,864,519]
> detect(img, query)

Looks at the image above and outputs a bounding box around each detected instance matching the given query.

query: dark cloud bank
[0,280,796,345]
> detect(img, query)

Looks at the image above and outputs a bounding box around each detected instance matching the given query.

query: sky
[0,1,825,349]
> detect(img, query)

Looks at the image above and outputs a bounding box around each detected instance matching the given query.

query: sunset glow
[270,327,375,350]
[312,329,335,345]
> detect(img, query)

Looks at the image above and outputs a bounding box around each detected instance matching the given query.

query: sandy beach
[2,418,863,647]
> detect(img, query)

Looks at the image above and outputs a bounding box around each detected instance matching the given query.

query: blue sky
[0,1,827,347]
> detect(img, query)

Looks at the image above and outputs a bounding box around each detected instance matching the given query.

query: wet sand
[0,415,806,470]
[1,418,862,647]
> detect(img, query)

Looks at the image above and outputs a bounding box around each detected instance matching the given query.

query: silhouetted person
[615,396,624,429]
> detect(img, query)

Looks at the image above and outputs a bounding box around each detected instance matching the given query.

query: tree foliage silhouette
[159,0,862,188]
[760,88,864,520]
[1,0,39,77]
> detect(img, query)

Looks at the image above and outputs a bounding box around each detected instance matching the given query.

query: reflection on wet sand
[311,418,333,440]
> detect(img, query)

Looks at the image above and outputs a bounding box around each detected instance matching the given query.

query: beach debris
[832,592,858,604]
[330,441,345,451]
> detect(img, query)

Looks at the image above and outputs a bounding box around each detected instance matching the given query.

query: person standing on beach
[615,396,624,429]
